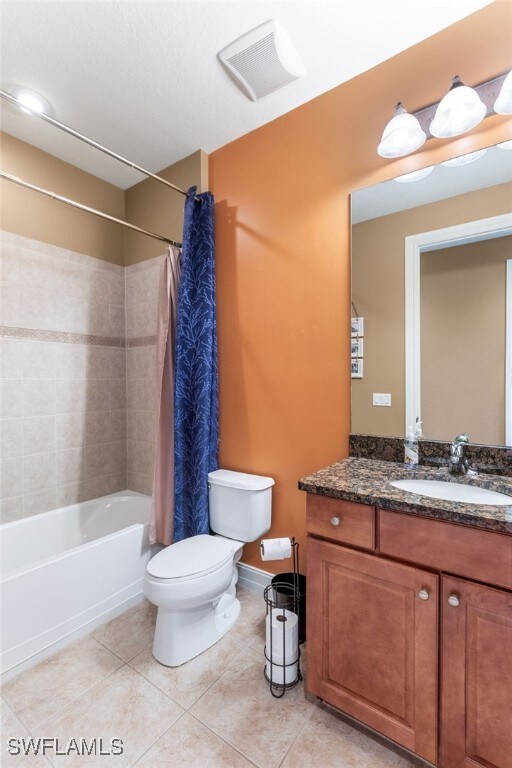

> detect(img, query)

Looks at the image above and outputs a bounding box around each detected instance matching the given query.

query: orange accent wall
[209,2,512,573]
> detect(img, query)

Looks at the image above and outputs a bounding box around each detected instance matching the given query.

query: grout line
[276,697,317,768]
[128,710,186,768]
[189,711,263,768]
[5,656,126,735]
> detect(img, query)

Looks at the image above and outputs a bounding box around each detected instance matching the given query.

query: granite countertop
[298,457,512,534]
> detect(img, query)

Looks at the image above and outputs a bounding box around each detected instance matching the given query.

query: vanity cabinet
[440,577,512,768]
[306,494,512,768]
[307,537,438,764]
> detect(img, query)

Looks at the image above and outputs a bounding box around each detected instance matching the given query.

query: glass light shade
[9,87,52,116]
[393,166,434,183]
[494,71,512,115]
[441,148,488,168]
[498,139,512,150]
[377,103,426,158]
[430,77,486,138]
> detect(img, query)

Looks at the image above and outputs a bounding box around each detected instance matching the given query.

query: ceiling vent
[218,20,306,101]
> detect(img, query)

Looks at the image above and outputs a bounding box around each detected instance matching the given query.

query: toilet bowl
[144,469,274,667]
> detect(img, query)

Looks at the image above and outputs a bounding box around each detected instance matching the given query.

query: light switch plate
[373,393,391,406]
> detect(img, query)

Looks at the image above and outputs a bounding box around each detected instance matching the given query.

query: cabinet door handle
[330,516,341,527]
[418,588,430,601]
[447,594,460,607]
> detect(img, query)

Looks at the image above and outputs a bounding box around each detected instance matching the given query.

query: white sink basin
[389,479,512,506]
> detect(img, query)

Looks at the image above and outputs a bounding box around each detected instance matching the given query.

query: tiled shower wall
[126,258,160,496]
[0,231,163,523]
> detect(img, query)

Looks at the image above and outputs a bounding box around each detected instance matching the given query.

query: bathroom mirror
[351,142,512,445]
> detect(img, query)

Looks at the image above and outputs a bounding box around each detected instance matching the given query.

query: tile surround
[125,258,160,496]
[0,589,424,768]
[1,231,164,522]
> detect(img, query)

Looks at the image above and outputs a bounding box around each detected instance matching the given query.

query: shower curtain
[173,187,218,542]
[150,245,181,545]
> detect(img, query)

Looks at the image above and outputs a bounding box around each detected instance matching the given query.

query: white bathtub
[0,491,156,680]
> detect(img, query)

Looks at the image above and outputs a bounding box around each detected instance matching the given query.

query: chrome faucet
[449,434,470,475]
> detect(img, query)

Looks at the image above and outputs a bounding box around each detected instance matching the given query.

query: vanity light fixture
[497,139,512,150]
[8,86,53,116]
[378,72,509,158]
[430,76,486,138]
[441,148,488,168]
[377,102,426,158]
[393,166,434,183]
[494,70,512,115]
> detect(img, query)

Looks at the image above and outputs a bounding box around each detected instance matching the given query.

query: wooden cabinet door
[440,576,512,768]
[307,537,438,764]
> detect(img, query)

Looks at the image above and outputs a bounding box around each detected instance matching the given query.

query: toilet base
[152,592,241,667]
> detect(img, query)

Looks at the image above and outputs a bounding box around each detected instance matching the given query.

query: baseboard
[237,562,273,594]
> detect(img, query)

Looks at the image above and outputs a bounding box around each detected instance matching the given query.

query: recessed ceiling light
[393,166,434,183]
[8,86,53,116]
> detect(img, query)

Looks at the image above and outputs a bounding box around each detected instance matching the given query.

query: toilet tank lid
[208,469,275,491]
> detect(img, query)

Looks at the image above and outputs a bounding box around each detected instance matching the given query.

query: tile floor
[1,588,427,768]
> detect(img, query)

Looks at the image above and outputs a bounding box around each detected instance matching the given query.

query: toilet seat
[147,534,234,582]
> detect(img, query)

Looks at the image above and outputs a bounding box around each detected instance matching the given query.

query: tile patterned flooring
[1,588,427,768]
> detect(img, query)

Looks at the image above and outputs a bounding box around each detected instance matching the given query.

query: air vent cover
[218,20,306,101]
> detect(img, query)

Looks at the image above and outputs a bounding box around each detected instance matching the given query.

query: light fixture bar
[412,73,508,139]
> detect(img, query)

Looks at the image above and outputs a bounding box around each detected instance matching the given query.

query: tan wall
[210,2,512,573]
[1,135,207,267]
[124,150,208,266]
[352,182,512,438]
[0,132,125,265]
[421,237,510,445]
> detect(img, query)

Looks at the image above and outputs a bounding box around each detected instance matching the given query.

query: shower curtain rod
[0,89,201,203]
[0,170,182,247]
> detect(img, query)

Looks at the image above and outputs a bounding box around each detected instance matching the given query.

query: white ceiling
[0,0,492,189]
[351,144,512,224]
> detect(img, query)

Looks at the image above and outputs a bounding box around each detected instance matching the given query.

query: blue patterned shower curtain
[173,187,218,542]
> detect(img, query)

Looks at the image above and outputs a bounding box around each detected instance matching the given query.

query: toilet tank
[208,469,274,542]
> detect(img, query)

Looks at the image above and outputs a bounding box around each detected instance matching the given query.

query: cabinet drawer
[379,509,512,590]
[307,494,375,550]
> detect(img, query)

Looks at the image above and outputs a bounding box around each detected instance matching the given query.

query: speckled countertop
[298,457,512,534]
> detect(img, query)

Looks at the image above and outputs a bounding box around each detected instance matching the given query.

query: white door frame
[405,212,512,436]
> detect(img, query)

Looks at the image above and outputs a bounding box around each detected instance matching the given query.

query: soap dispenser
[404,419,421,465]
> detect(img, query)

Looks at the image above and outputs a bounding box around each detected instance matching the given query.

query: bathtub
[0,491,157,680]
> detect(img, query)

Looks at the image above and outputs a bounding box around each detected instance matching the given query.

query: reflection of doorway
[405,212,512,442]
[507,260,512,445]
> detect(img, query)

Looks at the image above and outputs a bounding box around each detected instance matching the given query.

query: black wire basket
[262,539,303,698]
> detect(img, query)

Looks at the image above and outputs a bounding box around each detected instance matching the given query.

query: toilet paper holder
[263,538,303,698]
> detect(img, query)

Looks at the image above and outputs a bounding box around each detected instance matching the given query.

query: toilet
[144,469,274,666]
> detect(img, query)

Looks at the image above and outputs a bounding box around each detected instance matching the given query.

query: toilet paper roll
[260,537,292,561]
[265,608,299,686]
